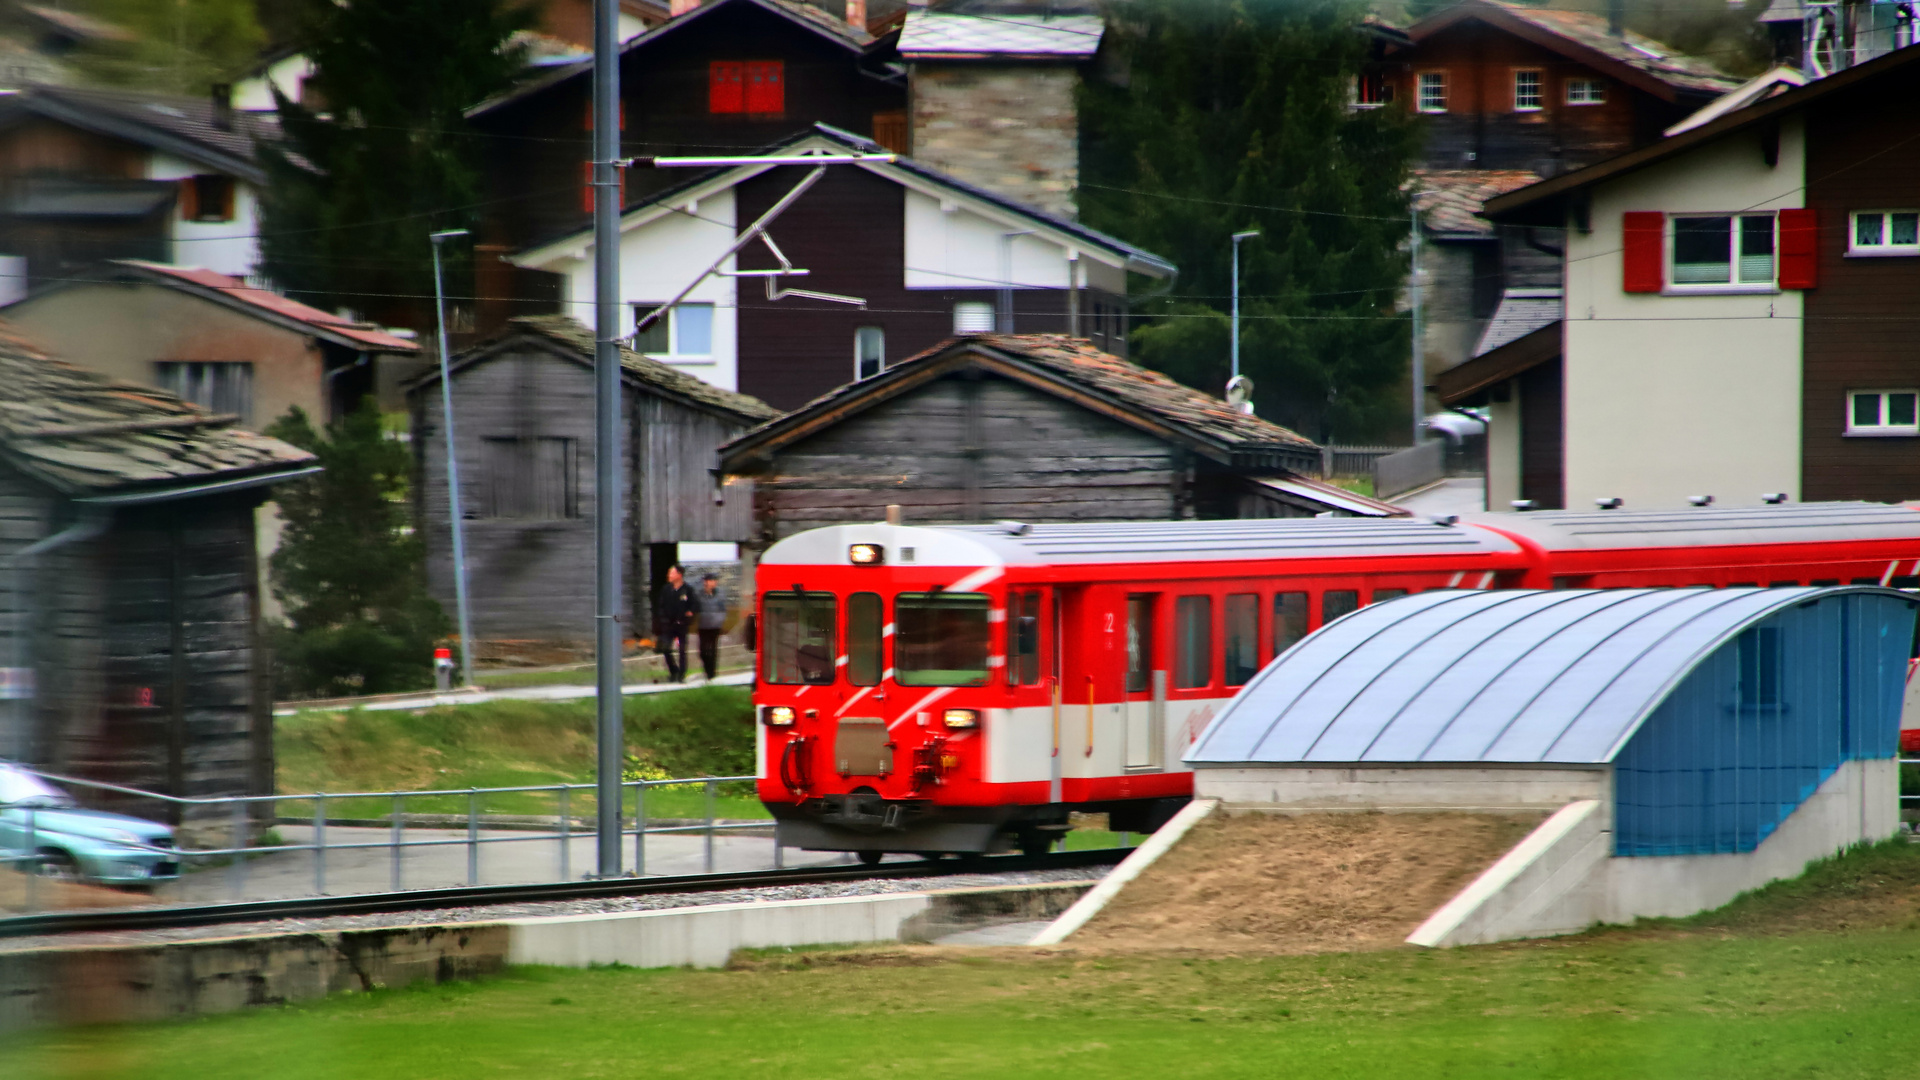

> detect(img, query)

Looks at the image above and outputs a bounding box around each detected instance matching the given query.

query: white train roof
[1466,501,1920,551]
[760,517,1519,568]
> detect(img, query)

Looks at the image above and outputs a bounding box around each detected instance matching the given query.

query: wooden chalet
[0,324,315,833]
[408,316,777,649]
[719,334,1404,552]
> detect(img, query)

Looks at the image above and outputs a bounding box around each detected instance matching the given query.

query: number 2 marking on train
[1104,613,1114,633]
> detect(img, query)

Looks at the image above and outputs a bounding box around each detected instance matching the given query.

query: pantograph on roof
[721,333,1318,476]
[1185,585,1915,768]
[0,322,314,501]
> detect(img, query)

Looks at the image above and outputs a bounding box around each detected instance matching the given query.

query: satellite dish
[1224,375,1255,415]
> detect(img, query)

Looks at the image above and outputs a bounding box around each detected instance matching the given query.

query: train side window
[1009,590,1041,686]
[1768,580,1799,587]
[1851,577,1881,585]
[1372,588,1409,603]
[1175,595,1212,689]
[847,592,882,687]
[1323,590,1360,623]
[1125,594,1155,693]
[1811,579,1840,587]
[1223,593,1259,687]
[762,590,837,685]
[1274,592,1308,656]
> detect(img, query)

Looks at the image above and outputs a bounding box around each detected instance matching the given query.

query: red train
[753,503,1920,859]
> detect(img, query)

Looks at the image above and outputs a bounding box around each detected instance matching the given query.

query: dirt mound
[1074,810,1541,954]
[0,869,153,914]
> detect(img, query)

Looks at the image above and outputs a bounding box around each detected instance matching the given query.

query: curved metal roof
[1185,586,1916,767]
[1468,501,1920,551]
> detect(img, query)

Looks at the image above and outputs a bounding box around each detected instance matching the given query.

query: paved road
[150,824,853,905]
[1395,476,1486,517]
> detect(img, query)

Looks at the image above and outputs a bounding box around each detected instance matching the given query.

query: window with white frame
[1847,390,1919,436]
[1670,214,1775,287]
[854,326,884,379]
[953,301,994,334]
[631,302,715,360]
[1513,70,1542,111]
[1566,79,1606,105]
[1417,72,1447,113]
[1850,211,1920,255]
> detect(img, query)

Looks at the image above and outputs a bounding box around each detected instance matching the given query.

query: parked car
[1422,407,1488,448]
[0,763,178,887]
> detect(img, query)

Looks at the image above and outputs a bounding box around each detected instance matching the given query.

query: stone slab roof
[0,323,314,498]
[0,84,276,184]
[1413,170,1541,237]
[724,333,1320,474]
[1473,287,1562,357]
[425,315,778,424]
[1409,0,1738,101]
[897,11,1104,58]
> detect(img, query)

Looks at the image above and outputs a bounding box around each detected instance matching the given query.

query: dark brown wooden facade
[410,317,775,646]
[733,164,1127,412]
[1801,60,1920,503]
[471,0,900,260]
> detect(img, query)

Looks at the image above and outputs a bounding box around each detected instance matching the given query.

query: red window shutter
[745,61,784,114]
[581,162,627,213]
[582,98,625,130]
[709,61,744,113]
[1778,207,1817,289]
[177,177,199,221]
[1621,211,1664,293]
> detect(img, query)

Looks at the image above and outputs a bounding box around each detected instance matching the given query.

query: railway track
[0,847,1127,940]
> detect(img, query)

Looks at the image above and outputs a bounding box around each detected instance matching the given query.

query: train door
[1124,593,1160,770]
[1050,588,1066,803]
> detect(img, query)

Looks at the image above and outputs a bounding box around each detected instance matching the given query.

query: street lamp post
[430,228,475,691]
[1230,230,1259,383]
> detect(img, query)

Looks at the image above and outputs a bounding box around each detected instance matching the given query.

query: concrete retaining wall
[1407,758,1899,947]
[1195,765,1610,811]
[0,881,1098,1033]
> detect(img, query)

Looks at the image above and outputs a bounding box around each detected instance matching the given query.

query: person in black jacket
[654,564,696,683]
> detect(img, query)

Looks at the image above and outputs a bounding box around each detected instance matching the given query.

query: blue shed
[1186,587,1914,859]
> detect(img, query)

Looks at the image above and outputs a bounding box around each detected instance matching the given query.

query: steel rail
[0,847,1125,940]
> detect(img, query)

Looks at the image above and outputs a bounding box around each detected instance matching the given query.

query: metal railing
[2,768,769,913]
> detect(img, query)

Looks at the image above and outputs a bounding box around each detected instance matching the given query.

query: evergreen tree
[256,0,533,328]
[1079,0,1420,444]
[70,0,265,94]
[266,403,450,698]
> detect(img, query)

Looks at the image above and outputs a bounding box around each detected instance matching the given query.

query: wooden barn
[409,316,777,651]
[0,324,316,833]
[719,334,1404,552]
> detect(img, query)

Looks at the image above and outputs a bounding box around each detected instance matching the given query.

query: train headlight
[942,708,979,729]
[762,705,796,727]
[848,543,884,565]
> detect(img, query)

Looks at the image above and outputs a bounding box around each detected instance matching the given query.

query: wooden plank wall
[753,371,1181,542]
[1802,68,1920,502]
[416,341,758,644]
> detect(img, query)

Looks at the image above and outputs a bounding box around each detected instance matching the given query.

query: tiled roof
[107,261,418,353]
[1473,288,1562,357]
[0,323,314,497]
[1412,170,1541,237]
[726,334,1320,471]
[1489,1,1737,94]
[897,11,1104,58]
[0,84,277,183]
[484,315,778,422]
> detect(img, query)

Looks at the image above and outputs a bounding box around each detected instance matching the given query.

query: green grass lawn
[275,688,765,820]
[12,924,1918,1079]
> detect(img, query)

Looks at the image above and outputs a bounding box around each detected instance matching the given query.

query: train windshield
[761,590,837,685]
[895,591,991,686]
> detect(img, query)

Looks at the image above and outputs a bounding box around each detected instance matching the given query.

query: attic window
[1566,79,1606,105]
[179,175,235,222]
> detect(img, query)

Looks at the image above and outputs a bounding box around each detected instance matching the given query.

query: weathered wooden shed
[0,324,316,831]
[718,334,1403,550]
[409,316,777,649]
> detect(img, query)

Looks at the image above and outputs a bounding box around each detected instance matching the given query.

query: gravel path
[0,866,1105,954]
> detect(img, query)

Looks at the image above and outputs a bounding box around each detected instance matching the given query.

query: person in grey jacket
[694,572,728,681]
